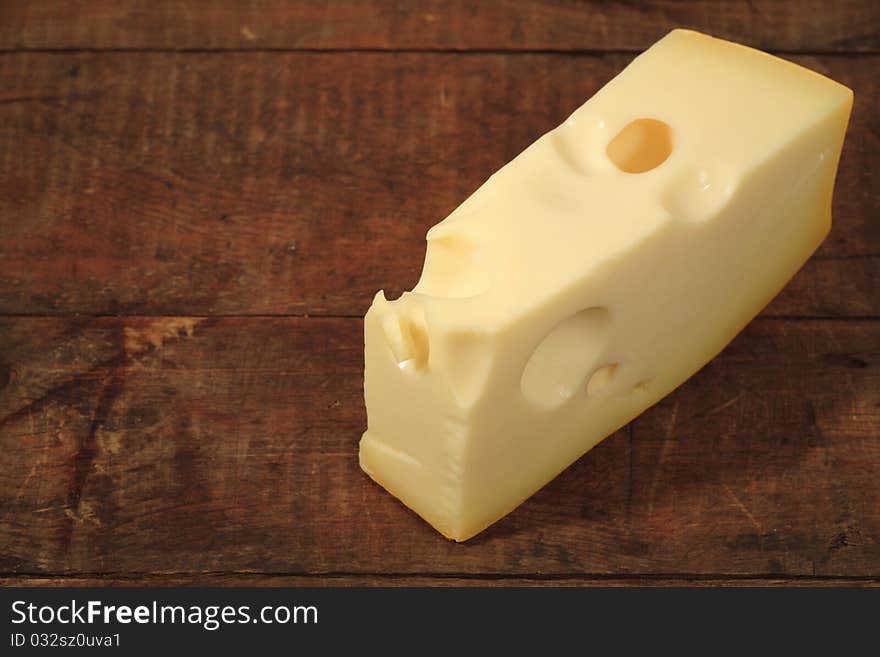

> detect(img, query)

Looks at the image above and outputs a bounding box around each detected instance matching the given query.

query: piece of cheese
[360,29,853,541]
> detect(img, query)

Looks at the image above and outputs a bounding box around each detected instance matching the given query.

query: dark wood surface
[1,2,877,586]
[3,576,878,588]
[2,1,878,52]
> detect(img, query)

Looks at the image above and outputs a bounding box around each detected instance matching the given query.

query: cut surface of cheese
[360,29,853,541]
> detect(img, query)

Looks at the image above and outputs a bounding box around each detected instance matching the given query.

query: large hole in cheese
[606,118,673,173]
[521,306,609,408]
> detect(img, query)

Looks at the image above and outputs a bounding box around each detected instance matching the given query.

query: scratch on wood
[3,411,46,518]
[107,501,244,532]
[0,353,126,430]
[11,457,38,507]
[722,482,763,534]
[647,401,677,512]
[695,392,745,419]
[59,370,123,551]
[665,401,679,440]
[0,317,200,428]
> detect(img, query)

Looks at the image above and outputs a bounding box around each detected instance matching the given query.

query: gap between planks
[2,571,879,583]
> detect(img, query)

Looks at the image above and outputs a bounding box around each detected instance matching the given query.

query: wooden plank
[0,52,876,317]
[1,316,877,576]
[2,576,877,588]
[1,1,877,53]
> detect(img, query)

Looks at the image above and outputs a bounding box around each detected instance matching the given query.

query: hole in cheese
[586,363,619,396]
[663,162,737,222]
[606,118,673,173]
[521,306,609,408]
[415,232,491,299]
[382,311,429,369]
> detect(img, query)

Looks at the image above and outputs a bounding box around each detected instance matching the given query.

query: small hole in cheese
[382,312,429,369]
[606,118,673,173]
[415,232,490,299]
[663,162,737,222]
[586,363,619,396]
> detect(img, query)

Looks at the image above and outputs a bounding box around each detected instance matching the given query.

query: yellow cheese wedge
[360,29,853,541]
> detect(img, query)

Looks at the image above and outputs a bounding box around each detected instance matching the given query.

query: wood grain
[2,576,877,588]
[1,316,877,577]
[1,52,876,317]
[1,1,877,53]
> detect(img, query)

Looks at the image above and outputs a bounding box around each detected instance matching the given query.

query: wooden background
[0,1,877,587]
